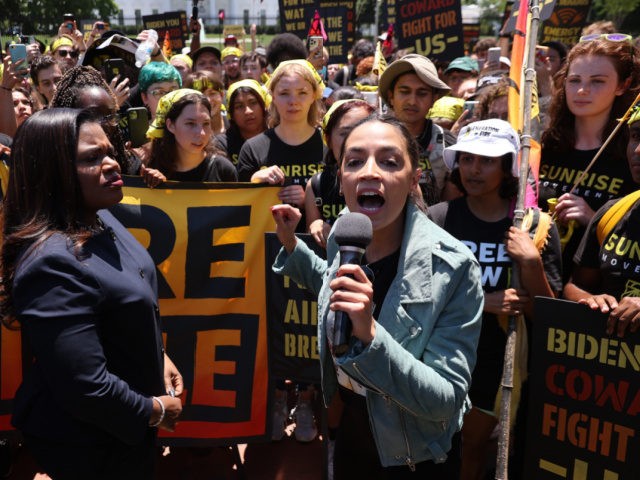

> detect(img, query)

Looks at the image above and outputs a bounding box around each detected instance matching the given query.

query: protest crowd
[0,4,639,480]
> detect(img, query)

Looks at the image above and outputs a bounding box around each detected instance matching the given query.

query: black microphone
[332,212,373,357]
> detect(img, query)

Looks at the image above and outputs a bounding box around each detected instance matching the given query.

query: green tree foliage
[592,0,640,32]
[0,0,118,35]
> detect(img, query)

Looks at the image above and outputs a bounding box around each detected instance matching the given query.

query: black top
[214,128,246,167]
[168,154,238,182]
[574,197,640,300]
[538,145,635,281]
[365,249,401,321]
[309,166,344,226]
[12,210,165,447]
[236,128,325,184]
[429,197,563,410]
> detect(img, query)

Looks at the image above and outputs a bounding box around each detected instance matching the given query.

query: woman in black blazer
[0,108,183,479]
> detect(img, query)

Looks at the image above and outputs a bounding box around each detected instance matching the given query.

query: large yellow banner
[0,178,280,445]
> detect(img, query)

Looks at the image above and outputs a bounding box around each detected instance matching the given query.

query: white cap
[444,119,521,177]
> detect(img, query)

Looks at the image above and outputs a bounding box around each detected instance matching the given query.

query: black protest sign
[396,0,464,60]
[540,0,591,45]
[502,0,557,34]
[379,0,398,38]
[278,0,355,63]
[524,297,640,479]
[142,11,189,53]
[265,233,323,384]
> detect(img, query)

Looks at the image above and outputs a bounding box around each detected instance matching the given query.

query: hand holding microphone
[329,212,373,357]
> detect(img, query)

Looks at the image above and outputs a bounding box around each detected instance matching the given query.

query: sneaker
[292,402,318,442]
[272,397,288,441]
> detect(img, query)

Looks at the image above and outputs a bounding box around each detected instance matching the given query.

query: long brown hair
[542,38,640,157]
[0,108,101,328]
[147,92,216,176]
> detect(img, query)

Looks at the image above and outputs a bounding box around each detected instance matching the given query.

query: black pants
[25,431,156,480]
[334,387,461,480]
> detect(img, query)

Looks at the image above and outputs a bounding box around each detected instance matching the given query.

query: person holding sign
[428,119,563,480]
[214,79,269,166]
[564,103,640,338]
[304,99,375,248]
[237,59,325,442]
[144,89,237,185]
[271,114,483,477]
[0,108,183,479]
[538,35,640,282]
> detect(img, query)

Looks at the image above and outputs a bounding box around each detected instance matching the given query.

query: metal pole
[495,0,540,478]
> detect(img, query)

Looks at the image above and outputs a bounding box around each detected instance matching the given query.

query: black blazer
[12,210,165,447]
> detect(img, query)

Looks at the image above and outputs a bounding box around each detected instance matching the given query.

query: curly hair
[477,79,510,120]
[266,33,307,69]
[50,66,134,173]
[542,38,640,158]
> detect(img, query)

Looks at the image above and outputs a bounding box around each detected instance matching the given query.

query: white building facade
[113,0,280,26]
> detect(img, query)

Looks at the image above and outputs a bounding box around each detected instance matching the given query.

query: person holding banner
[271,114,483,477]
[564,103,640,338]
[237,59,324,211]
[237,59,325,442]
[214,79,269,166]
[538,35,640,281]
[0,108,183,479]
[428,119,563,480]
[144,89,237,185]
[305,99,375,248]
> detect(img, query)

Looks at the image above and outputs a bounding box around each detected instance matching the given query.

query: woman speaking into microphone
[271,114,483,478]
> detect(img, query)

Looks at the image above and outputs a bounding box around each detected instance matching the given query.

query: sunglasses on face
[579,33,633,44]
[56,49,79,59]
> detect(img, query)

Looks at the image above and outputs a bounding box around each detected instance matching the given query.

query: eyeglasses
[579,33,633,44]
[149,88,177,98]
[56,49,79,59]
[103,113,124,128]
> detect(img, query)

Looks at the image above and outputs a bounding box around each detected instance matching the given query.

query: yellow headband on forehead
[146,88,203,140]
[170,53,193,69]
[221,47,243,61]
[266,59,326,97]
[51,35,74,52]
[226,79,271,109]
[192,78,218,93]
[322,99,364,132]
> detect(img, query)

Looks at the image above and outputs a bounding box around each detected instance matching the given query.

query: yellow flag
[372,41,387,77]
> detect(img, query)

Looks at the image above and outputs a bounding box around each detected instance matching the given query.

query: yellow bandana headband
[226,79,271,109]
[428,96,465,121]
[266,59,325,98]
[192,78,217,93]
[146,88,203,140]
[321,99,370,145]
[221,47,243,61]
[51,35,74,53]
[170,53,193,69]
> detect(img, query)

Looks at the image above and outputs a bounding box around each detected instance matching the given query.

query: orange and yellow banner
[0,178,280,445]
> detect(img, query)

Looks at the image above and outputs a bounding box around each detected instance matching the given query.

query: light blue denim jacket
[273,202,483,468]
